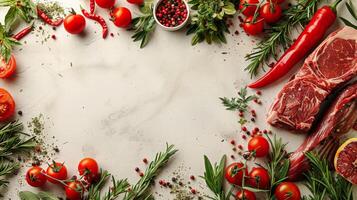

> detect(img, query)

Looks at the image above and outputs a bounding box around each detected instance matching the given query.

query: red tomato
[0,88,15,122]
[111,7,132,28]
[248,167,270,189]
[248,135,269,157]
[259,3,282,24]
[65,181,84,200]
[236,189,256,200]
[26,166,47,187]
[224,162,247,186]
[0,55,16,78]
[95,0,116,9]
[64,14,86,34]
[46,162,68,184]
[78,158,99,181]
[127,0,143,5]
[274,182,301,200]
[239,0,259,17]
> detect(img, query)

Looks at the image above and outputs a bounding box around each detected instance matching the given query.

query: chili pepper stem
[330,0,343,12]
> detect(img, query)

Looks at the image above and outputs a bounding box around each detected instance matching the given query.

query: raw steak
[267,27,357,132]
[288,82,357,180]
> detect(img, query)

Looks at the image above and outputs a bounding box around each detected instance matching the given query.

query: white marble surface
[1,0,356,198]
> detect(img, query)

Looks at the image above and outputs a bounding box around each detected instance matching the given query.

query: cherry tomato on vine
[0,55,16,79]
[239,0,259,17]
[0,88,15,122]
[95,0,116,9]
[64,14,86,34]
[224,162,247,186]
[248,135,270,157]
[65,180,84,200]
[26,166,47,187]
[259,3,282,24]
[46,161,68,184]
[247,167,270,189]
[274,182,301,200]
[236,189,256,200]
[78,157,99,181]
[243,16,264,36]
[127,0,143,5]
[111,7,132,28]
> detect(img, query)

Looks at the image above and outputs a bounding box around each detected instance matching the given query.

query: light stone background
[0,0,356,198]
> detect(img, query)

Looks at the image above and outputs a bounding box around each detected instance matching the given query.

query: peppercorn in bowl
[153,0,189,31]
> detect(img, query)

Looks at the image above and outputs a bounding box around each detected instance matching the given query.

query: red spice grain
[191,188,197,194]
[242,135,247,140]
[230,155,235,159]
[241,126,247,132]
[238,144,243,150]
[190,175,195,180]
[51,35,56,40]
[135,167,140,172]
[230,140,236,145]
[143,158,148,164]
[139,172,144,177]
[256,90,262,95]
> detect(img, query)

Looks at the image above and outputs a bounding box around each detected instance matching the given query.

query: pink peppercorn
[242,126,247,131]
[155,0,187,28]
[230,140,236,145]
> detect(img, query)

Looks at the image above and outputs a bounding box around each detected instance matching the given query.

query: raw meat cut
[267,26,357,132]
[288,82,357,180]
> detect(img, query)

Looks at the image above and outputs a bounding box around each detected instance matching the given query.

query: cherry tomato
[0,55,16,79]
[224,162,247,186]
[248,135,269,157]
[259,3,282,24]
[0,88,15,122]
[274,182,301,200]
[95,0,116,9]
[239,0,259,17]
[65,181,84,200]
[236,189,256,200]
[64,14,86,34]
[46,161,68,184]
[78,158,99,182]
[26,166,47,187]
[127,0,143,5]
[111,7,132,28]
[248,167,270,189]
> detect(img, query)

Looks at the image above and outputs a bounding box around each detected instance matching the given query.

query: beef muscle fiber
[288,82,357,180]
[267,27,357,132]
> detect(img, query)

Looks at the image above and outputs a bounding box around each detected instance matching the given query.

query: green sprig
[220,87,257,111]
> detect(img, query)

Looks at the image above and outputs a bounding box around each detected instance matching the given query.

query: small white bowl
[153,0,190,31]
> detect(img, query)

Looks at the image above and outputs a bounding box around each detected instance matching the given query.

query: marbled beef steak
[267,26,357,132]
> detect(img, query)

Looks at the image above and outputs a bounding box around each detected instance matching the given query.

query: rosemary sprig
[202,155,232,200]
[304,152,353,200]
[265,134,289,199]
[102,177,130,200]
[0,121,35,190]
[245,0,322,76]
[340,0,357,29]
[186,0,236,45]
[219,87,256,111]
[123,144,177,200]
[130,0,156,48]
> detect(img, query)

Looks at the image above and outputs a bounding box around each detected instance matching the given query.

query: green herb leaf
[220,87,257,111]
[19,191,41,200]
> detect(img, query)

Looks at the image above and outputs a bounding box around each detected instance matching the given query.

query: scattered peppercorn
[143,158,148,164]
[230,140,235,145]
[135,167,140,172]
[190,175,195,181]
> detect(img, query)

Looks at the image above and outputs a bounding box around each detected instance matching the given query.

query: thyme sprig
[220,87,257,111]
[0,121,35,190]
[130,0,156,48]
[303,152,353,200]
[245,0,322,76]
[186,0,236,45]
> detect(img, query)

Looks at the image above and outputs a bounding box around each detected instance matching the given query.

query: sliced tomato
[0,88,15,121]
[0,55,16,79]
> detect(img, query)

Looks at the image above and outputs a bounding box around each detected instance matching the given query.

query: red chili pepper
[248,0,342,88]
[37,7,63,27]
[13,25,33,41]
[90,0,95,14]
[81,8,108,38]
